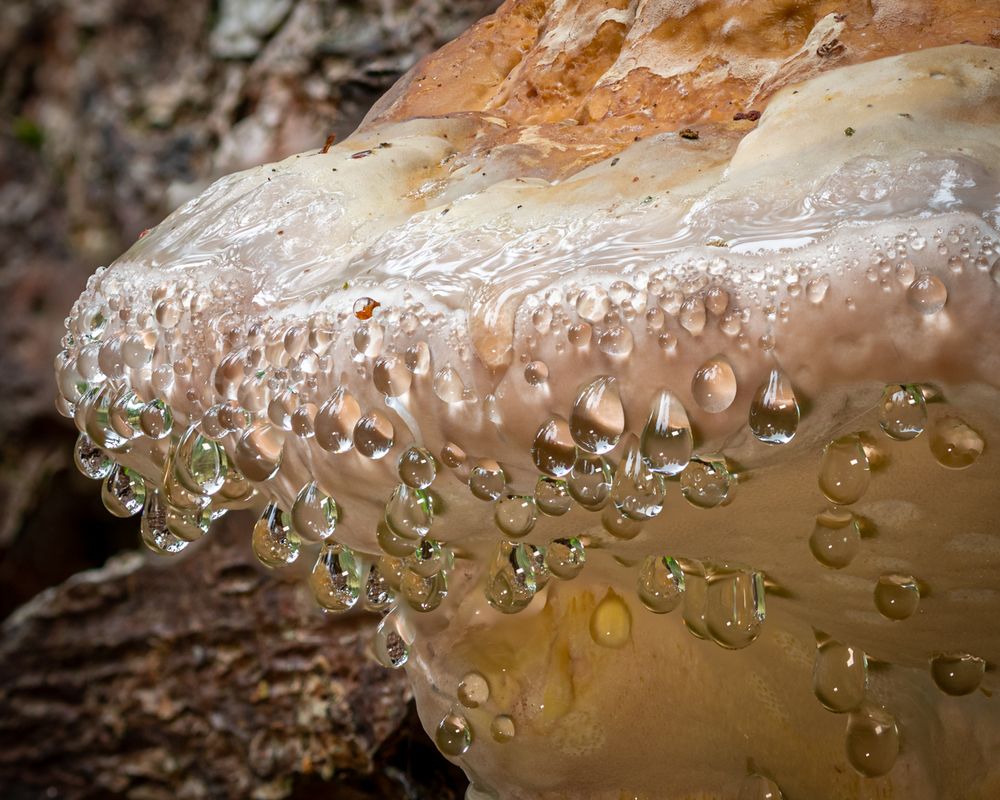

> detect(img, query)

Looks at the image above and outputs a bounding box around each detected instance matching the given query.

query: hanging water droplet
[680,559,709,639]
[373,354,412,396]
[590,590,632,649]
[235,424,284,482]
[140,490,189,554]
[470,460,506,501]
[532,416,577,477]
[385,484,433,539]
[363,562,394,611]
[354,410,394,459]
[85,385,127,450]
[691,356,737,413]
[486,541,540,614]
[569,376,625,454]
[314,387,361,452]
[398,445,437,488]
[310,542,361,611]
[102,464,146,517]
[490,715,515,744]
[749,369,799,444]
[818,434,870,505]
[704,565,765,649]
[637,556,685,613]
[405,538,451,577]
[567,454,613,510]
[74,433,112,479]
[813,635,868,712]
[108,389,144,441]
[845,705,899,777]
[524,360,549,386]
[640,390,692,475]
[434,365,466,403]
[165,505,212,541]
[494,495,537,538]
[400,568,448,612]
[139,399,173,440]
[929,653,985,696]
[291,481,338,542]
[874,573,920,620]
[435,709,472,757]
[679,454,733,509]
[612,433,666,520]
[737,775,783,800]
[929,416,984,469]
[373,608,413,669]
[907,272,947,314]
[458,672,490,708]
[809,508,861,568]
[878,384,926,440]
[175,425,228,495]
[544,537,586,580]
[252,503,300,568]
[534,477,571,516]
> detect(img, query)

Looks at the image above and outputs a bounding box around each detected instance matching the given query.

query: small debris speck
[844,127,856,137]
[679,128,699,140]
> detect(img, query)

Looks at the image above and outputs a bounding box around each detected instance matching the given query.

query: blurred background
[0,1,497,797]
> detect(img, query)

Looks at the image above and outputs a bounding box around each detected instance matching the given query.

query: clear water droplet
[385,484,433,539]
[532,416,577,477]
[490,715,515,743]
[373,354,412,396]
[400,568,448,612]
[102,464,146,517]
[486,541,540,614]
[704,565,765,649]
[435,709,472,757]
[494,495,537,537]
[354,410,394,459]
[404,538,451,577]
[929,416,984,469]
[679,454,733,509]
[534,477,572,516]
[470,460,506,501]
[567,454,613,510]
[544,537,586,580]
[590,590,632,649]
[140,490,189,554]
[637,556,685,613]
[930,653,985,696]
[433,365,466,404]
[139,399,173,440]
[310,542,361,611]
[314,387,361,453]
[252,503,300,568]
[398,445,437,488]
[570,376,625,454]
[680,560,709,639]
[291,481,338,542]
[907,272,947,314]
[458,672,490,708]
[235,424,284,482]
[818,434,870,505]
[813,636,868,712]
[74,433,112,479]
[175,425,228,495]
[373,609,413,668]
[640,390,692,475]
[749,369,799,444]
[845,705,899,777]
[612,434,666,520]
[165,505,212,541]
[878,384,926,440]
[691,356,737,413]
[363,561,394,611]
[809,508,861,569]
[874,573,920,620]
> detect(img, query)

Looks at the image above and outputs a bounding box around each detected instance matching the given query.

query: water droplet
[878,384,926,440]
[400,568,448,612]
[385,484,433,539]
[435,710,472,757]
[640,390,692,475]
[74,433,112,479]
[612,434,666,520]
[567,454,613,510]
[818,435,870,505]
[807,275,830,303]
[576,286,610,322]
[570,376,625,454]
[363,562,394,611]
[929,653,985,696]
[490,715,515,743]
[704,565,765,649]
[929,416,984,469]
[494,495,537,537]
[638,556,685,613]
[398,445,437,488]
[814,636,868,712]
[140,490,189,554]
[252,503,300,568]
[809,508,861,569]
[139,399,173,440]
[907,273,947,314]
[405,538,451,577]
[470,460,506,501]
[532,416,577,477]
[310,542,361,611]
[691,356,737,413]
[85,385,127,450]
[486,541,540,613]
[737,775,783,800]
[235,424,284,482]
[524,360,548,386]
[175,425,228,495]
[373,609,413,668]
[373,354,411,396]
[533,477,571,516]
[434,365,466,404]
[165,505,212,541]
[749,369,799,444]
[291,481,338,542]
[679,454,733,509]
[544,538,586,580]
[458,672,490,708]
[314,387,361,452]
[590,590,632,648]
[102,465,146,517]
[680,560,709,639]
[679,296,706,335]
[845,705,899,777]
[874,573,920,620]
[354,410,394,459]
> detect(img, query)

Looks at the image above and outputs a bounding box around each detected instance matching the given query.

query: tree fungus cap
[58,2,1000,798]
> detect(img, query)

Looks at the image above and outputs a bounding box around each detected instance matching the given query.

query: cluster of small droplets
[433,670,517,763]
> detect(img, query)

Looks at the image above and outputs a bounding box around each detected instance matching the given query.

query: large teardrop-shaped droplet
[74,433,113,479]
[470,460,506,501]
[235,424,284,482]
[589,590,632,649]
[400,568,448,613]
[612,434,666,520]
[433,365,466,404]
[570,376,625,454]
[930,653,985,696]
[140,490,189,554]
[398,445,437,488]
[174,425,228,496]
[818,435,870,505]
[314,387,361,453]
[845,705,899,777]
[567,454,613,510]
[809,508,861,569]
[691,356,737,413]
[309,542,361,611]
[637,556,685,613]
[363,561,394,611]
[749,369,799,444]
[640,390,693,475]
[108,389,144,441]
[878,384,926,440]
[874,573,920,620]
[435,709,472,757]
[534,477,572,516]
[354,410,394,459]
[679,454,733,509]
[291,481,338,542]
[544,537,586,580]
[85,384,127,450]
[494,495,537,538]
[813,635,868,713]
[252,503,300,568]
[486,541,540,614]
[929,416,984,469]
[139,398,173,440]
[373,608,414,669]
[704,565,765,649]
[532,416,577,477]
[102,464,146,517]
[385,484,433,539]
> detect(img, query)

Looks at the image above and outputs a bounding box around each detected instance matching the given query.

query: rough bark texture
[0,0,500,796]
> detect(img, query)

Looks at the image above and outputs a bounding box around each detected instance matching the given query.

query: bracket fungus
[56,1,1000,798]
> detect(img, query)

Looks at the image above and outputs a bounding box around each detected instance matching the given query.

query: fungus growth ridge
[56,2,1000,798]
